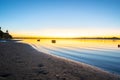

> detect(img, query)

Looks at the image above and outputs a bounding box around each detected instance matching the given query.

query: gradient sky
[0,0,120,38]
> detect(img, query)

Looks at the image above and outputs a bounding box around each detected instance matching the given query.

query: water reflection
[22,39,120,75]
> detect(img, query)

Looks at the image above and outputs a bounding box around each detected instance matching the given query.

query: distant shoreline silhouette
[13,37,120,40]
[0,27,12,39]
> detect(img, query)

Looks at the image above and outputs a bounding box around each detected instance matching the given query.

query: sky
[0,0,120,38]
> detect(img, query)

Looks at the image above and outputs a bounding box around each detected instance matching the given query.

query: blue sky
[0,0,120,37]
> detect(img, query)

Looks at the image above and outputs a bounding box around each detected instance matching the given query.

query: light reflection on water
[22,39,120,75]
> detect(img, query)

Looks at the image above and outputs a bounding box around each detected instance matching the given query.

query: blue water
[23,39,120,75]
[0,40,7,42]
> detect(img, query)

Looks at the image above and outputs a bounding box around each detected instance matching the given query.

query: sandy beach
[0,41,120,80]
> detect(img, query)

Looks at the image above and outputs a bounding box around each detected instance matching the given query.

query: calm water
[22,39,120,75]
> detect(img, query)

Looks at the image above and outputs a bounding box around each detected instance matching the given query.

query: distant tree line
[74,37,120,40]
[0,27,12,39]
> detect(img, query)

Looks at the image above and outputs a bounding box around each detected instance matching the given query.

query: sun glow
[11,28,120,38]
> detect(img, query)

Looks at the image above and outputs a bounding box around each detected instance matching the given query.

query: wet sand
[0,42,120,80]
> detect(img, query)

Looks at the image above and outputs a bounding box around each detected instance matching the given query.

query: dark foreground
[0,42,120,80]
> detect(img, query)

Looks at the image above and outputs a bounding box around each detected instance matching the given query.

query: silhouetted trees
[0,27,12,39]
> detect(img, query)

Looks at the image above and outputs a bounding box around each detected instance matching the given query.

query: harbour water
[22,39,120,75]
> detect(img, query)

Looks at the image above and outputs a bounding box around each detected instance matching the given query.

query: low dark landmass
[75,37,120,40]
[0,42,120,80]
[0,27,12,39]
[13,37,120,40]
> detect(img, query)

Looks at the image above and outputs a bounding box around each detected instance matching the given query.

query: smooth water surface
[22,39,120,75]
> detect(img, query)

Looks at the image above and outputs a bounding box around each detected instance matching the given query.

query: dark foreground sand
[0,42,120,80]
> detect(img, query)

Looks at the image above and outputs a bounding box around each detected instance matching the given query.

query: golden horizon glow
[1,0,120,39]
[11,28,120,38]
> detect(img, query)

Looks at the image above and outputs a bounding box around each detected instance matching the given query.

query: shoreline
[31,43,117,75]
[0,42,120,80]
[30,42,120,76]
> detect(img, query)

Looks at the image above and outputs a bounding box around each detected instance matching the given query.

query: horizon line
[13,36,120,39]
